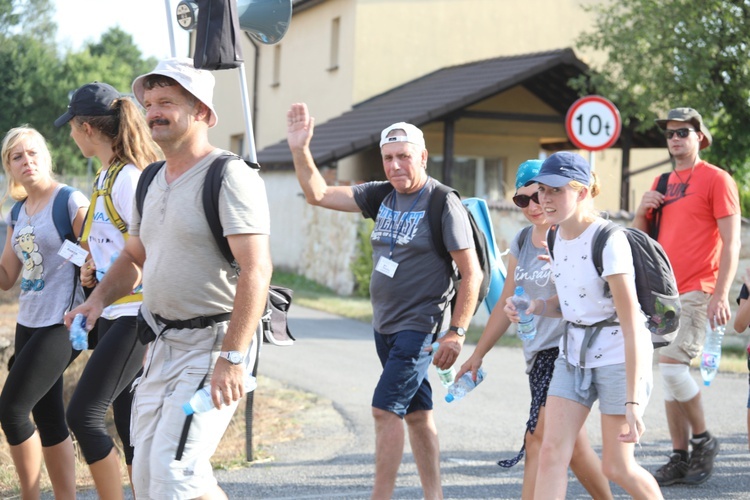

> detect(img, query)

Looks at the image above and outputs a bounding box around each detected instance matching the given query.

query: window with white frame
[426,156,505,200]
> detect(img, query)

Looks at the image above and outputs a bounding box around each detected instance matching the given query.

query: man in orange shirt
[633,107,740,487]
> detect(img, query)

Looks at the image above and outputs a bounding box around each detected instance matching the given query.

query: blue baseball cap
[530,152,591,188]
[515,159,543,190]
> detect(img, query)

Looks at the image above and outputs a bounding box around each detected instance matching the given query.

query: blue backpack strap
[52,185,77,242]
[10,200,23,228]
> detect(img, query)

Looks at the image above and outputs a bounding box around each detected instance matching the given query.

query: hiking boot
[683,435,720,485]
[652,452,689,486]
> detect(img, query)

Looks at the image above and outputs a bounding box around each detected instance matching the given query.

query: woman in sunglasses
[456,160,612,500]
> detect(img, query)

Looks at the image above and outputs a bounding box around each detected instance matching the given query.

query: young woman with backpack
[456,160,612,499]
[55,81,160,499]
[505,151,662,499]
[0,126,89,499]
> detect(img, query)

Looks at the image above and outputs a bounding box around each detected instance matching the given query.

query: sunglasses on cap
[512,192,539,208]
[665,128,696,140]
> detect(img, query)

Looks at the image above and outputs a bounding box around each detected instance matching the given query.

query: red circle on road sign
[565,96,622,151]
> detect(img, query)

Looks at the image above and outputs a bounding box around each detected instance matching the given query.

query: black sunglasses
[512,192,539,208]
[665,128,696,140]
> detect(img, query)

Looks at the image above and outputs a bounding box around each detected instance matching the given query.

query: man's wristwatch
[219,350,244,365]
[449,325,466,337]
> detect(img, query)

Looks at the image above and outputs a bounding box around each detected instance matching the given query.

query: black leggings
[67,316,145,465]
[0,323,80,447]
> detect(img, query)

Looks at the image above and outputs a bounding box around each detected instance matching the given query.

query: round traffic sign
[565,96,621,151]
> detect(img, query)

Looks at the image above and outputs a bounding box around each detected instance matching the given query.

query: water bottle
[700,321,725,386]
[69,314,88,350]
[445,367,486,403]
[511,286,537,341]
[183,373,258,415]
[431,341,456,388]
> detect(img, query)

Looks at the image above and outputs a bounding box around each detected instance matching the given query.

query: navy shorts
[372,330,435,418]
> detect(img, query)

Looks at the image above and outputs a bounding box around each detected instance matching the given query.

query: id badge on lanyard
[374,182,428,279]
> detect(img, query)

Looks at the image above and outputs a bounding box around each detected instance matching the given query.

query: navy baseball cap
[530,152,591,188]
[54,82,120,127]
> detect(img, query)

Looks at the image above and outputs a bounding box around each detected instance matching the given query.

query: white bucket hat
[132,57,218,128]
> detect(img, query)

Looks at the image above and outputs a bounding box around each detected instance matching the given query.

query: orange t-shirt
[647,161,739,294]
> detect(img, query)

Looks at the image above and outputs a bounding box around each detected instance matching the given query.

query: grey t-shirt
[511,226,564,373]
[7,185,89,328]
[130,149,270,320]
[352,178,473,334]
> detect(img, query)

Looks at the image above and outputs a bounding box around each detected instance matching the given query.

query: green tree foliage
[0,0,56,42]
[575,0,750,180]
[0,0,156,175]
[0,33,67,157]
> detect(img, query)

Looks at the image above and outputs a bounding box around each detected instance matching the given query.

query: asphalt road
[66,305,750,499]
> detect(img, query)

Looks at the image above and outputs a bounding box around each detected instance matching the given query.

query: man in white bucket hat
[68,57,272,498]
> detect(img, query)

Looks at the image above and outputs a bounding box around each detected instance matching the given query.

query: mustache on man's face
[149,118,170,128]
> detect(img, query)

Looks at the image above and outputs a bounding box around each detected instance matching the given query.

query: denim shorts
[372,330,435,418]
[547,356,652,415]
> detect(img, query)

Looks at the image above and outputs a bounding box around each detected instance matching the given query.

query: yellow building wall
[211,0,358,153]
[352,0,604,103]
[210,0,609,153]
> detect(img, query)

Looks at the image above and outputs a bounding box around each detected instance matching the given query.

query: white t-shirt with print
[551,218,647,368]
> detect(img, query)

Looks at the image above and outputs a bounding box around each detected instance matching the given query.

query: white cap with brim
[380,122,425,149]
[132,57,218,128]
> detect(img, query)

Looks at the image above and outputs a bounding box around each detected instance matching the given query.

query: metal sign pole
[237,63,257,163]
[164,0,177,57]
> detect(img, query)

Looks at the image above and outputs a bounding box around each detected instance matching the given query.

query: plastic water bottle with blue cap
[69,314,88,350]
[445,367,486,403]
[700,318,724,386]
[511,286,537,341]
[183,372,257,415]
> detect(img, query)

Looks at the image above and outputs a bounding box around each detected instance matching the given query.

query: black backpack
[649,172,671,240]
[360,181,491,315]
[547,220,680,348]
[135,153,295,346]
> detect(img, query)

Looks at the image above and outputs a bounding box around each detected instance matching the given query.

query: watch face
[225,351,243,364]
